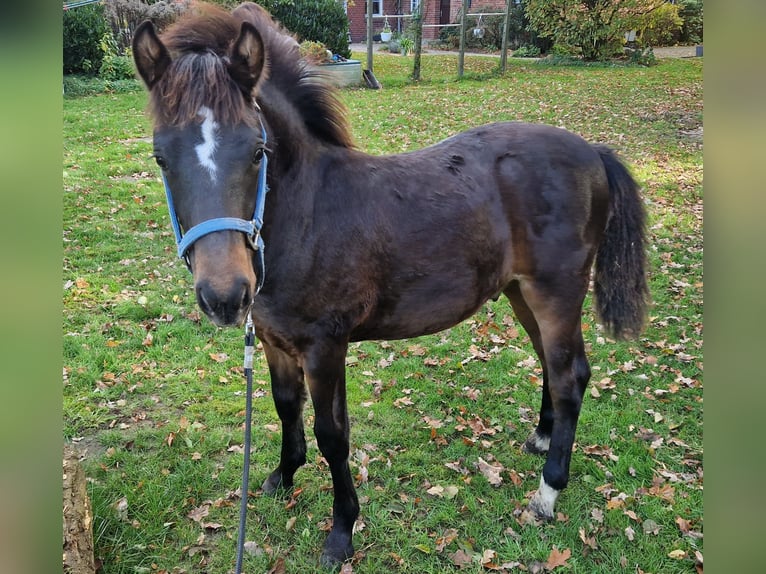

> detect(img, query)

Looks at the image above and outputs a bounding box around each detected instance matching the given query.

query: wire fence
[63,0,103,10]
[366,5,518,78]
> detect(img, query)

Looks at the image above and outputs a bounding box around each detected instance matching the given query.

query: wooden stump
[63,445,96,574]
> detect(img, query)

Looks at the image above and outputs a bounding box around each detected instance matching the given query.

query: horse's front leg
[304,339,358,566]
[261,341,308,493]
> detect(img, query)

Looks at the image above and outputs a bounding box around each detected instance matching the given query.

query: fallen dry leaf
[435,528,459,552]
[578,527,598,550]
[266,557,286,574]
[544,547,571,570]
[476,457,503,486]
[642,519,661,535]
[449,548,473,567]
[187,504,210,523]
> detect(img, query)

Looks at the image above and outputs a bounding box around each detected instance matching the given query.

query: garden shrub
[626,46,657,67]
[512,44,541,58]
[104,0,192,52]
[525,0,666,61]
[259,0,351,59]
[98,32,136,81]
[678,0,703,44]
[64,3,110,75]
[634,2,683,47]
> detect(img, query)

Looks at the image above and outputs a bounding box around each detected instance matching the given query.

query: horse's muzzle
[195,275,253,326]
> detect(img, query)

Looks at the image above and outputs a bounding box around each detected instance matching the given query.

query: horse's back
[340,122,610,340]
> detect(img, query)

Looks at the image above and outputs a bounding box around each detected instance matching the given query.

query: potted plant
[399,36,414,56]
[299,40,362,87]
[380,19,392,42]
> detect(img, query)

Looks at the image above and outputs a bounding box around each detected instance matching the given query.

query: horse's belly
[349,281,503,342]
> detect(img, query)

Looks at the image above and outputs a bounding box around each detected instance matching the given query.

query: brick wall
[347,0,508,43]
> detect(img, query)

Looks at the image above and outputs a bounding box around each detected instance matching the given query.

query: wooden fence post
[500,0,512,73]
[412,7,423,81]
[458,0,469,77]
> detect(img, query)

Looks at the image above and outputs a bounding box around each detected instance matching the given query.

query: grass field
[63,52,702,573]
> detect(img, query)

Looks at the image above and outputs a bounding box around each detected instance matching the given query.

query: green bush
[525,0,663,61]
[626,46,657,67]
[512,44,541,58]
[64,3,110,75]
[678,0,703,44]
[98,32,136,81]
[258,0,351,59]
[634,2,683,47]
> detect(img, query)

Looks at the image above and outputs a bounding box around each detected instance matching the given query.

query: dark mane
[149,2,354,148]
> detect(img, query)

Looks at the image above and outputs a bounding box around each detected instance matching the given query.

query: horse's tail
[592,145,649,339]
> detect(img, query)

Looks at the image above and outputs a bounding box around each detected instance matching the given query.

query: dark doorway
[440,0,451,25]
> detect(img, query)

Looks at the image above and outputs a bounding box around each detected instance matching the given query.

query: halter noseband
[160,118,270,296]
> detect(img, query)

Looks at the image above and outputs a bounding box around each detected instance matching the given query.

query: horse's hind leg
[261,341,308,493]
[511,277,592,520]
[504,281,552,455]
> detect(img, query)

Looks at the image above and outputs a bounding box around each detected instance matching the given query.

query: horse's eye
[252,147,264,165]
[154,155,168,170]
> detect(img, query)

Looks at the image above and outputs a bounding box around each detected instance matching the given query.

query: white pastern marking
[530,431,551,452]
[195,106,219,180]
[530,475,560,519]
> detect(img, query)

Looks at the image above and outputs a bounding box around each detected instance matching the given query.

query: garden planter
[316,59,362,87]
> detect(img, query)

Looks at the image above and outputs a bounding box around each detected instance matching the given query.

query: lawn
[63,52,702,573]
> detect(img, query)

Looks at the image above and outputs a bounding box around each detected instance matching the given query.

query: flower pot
[380,31,392,42]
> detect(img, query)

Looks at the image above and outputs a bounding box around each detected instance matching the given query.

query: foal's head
[132,5,270,326]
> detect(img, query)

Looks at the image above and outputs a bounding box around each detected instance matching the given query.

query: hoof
[319,551,346,569]
[522,431,550,455]
[319,548,353,568]
[320,531,354,568]
[528,476,559,521]
[261,469,290,494]
[528,492,555,521]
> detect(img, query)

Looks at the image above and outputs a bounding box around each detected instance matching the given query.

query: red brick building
[345,0,510,43]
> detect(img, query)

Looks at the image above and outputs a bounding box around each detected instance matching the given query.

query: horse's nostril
[196,283,214,316]
[239,280,252,310]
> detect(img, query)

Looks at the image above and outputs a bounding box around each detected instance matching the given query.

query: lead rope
[235,312,256,573]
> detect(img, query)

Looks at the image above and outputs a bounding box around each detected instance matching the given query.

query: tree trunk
[63,445,96,574]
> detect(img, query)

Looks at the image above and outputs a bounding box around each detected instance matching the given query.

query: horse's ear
[132,20,171,89]
[228,22,266,95]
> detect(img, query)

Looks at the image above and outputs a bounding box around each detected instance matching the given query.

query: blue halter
[160,121,270,295]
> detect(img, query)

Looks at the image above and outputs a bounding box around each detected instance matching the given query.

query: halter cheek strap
[161,121,270,296]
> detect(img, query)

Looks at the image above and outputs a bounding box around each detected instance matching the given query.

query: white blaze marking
[195,106,219,180]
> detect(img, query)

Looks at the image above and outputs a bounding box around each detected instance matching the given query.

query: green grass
[63,52,702,573]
